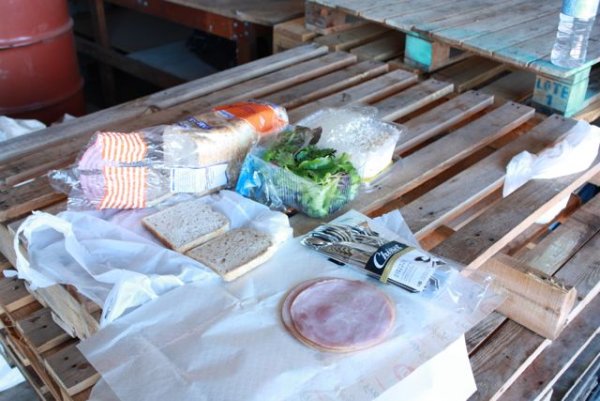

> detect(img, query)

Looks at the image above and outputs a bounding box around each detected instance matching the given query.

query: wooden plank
[350,31,405,61]
[0,176,65,223]
[397,90,494,154]
[0,51,353,188]
[497,327,599,401]
[273,18,317,43]
[553,338,600,401]
[466,311,506,354]
[432,151,600,271]
[45,343,99,396]
[401,115,576,239]
[434,57,508,93]
[261,60,389,109]
[468,210,600,401]
[460,13,558,57]
[480,70,536,103]
[287,69,419,121]
[117,51,359,129]
[16,308,71,354]
[433,0,560,48]
[0,44,328,165]
[373,79,455,121]
[290,101,534,234]
[305,2,365,34]
[314,23,390,51]
[0,277,35,313]
[385,0,499,32]
[360,0,461,24]
[414,0,531,33]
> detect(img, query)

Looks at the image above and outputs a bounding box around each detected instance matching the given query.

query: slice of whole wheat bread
[142,199,229,252]
[185,228,274,281]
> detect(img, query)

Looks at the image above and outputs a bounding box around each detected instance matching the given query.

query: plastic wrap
[50,101,288,210]
[503,120,600,223]
[8,191,292,325]
[77,210,501,401]
[298,107,404,180]
[236,126,361,218]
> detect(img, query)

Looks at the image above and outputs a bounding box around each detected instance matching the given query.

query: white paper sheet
[79,212,497,401]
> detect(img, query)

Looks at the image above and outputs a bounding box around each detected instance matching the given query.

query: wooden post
[404,32,451,72]
[532,67,591,117]
[305,2,364,35]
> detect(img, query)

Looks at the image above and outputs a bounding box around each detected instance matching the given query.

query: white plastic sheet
[8,191,292,325]
[503,120,600,223]
[0,116,46,142]
[0,351,25,392]
[78,211,499,401]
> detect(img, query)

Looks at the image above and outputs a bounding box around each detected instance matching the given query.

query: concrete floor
[0,381,38,401]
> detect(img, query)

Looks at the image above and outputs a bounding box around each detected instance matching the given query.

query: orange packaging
[213,101,288,135]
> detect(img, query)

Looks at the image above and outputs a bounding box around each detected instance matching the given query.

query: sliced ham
[282,278,395,352]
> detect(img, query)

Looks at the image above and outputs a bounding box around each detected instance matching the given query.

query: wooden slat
[349,31,405,61]
[0,176,65,223]
[397,90,494,154]
[0,277,35,313]
[432,152,600,271]
[0,44,328,165]
[314,23,390,51]
[401,115,576,239]
[291,101,534,234]
[467,205,600,401]
[0,52,356,189]
[552,337,600,401]
[373,78,454,121]
[497,313,599,401]
[434,57,508,93]
[261,60,389,109]
[45,343,99,396]
[480,70,536,103]
[115,51,359,129]
[16,308,71,354]
[288,69,419,121]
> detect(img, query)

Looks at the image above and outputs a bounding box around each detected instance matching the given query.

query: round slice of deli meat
[284,278,395,352]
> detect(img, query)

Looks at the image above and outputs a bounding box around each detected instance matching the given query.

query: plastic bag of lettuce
[236,126,361,218]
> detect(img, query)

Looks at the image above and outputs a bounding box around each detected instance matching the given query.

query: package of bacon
[49,101,288,210]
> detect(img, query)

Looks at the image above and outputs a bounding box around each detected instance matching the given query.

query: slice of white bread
[186,228,275,281]
[142,199,229,252]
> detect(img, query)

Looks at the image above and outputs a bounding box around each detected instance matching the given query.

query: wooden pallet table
[305,0,600,118]
[0,45,599,401]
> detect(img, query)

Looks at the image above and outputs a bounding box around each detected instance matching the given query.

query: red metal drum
[0,0,85,124]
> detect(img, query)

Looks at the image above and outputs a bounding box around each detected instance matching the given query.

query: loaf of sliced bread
[142,199,229,252]
[186,228,274,281]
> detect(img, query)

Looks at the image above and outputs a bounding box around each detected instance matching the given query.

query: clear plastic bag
[8,191,293,325]
[298,106,405,180]
[236,126,361,218]
[50,101,288,210]
[77,210,501,401]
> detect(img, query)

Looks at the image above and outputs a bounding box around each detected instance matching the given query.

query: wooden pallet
[272,19,546,115]
[305,0,600,118]
[0,255,96,401]
[0,45,599,401]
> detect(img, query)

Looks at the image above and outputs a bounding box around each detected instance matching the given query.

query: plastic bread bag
[77,210,501,401]
[236,126,362,218]
[49,101,289,210]
[297,106,405,180]
[8,191,293,326]
[503,120,600,223]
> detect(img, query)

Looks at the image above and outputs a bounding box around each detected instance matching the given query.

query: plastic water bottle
[551,0,600,68]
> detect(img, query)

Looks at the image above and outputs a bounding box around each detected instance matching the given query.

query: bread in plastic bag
[298,106,404,180]
[50,101,288,210]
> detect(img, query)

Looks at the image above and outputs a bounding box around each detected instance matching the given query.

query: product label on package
[365,241,441,292]
[169,165,228,193]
